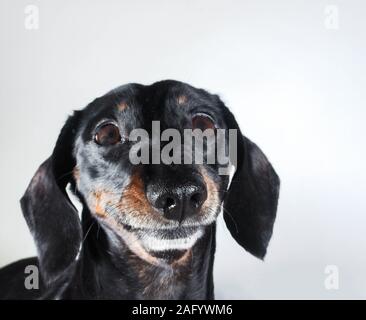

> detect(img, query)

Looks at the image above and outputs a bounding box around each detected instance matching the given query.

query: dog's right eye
[94,123,121,146]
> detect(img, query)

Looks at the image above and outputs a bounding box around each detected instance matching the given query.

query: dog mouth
[116,223,205,263]
[134,226,204,252]
[123,224,204,249]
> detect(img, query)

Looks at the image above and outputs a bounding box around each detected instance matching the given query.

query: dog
[0,80,280,299]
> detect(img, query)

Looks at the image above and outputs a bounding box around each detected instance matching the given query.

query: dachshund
[0,80,280,299]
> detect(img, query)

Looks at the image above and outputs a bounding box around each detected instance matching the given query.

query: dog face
[72,82,230,258]
[20,80,280,284]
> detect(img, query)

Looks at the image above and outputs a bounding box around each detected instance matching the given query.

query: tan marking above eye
[177,95,187,105]
[117,102,128,111]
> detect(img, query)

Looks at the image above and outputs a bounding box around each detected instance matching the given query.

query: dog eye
[192,113,216,131]
[94,123,121,146]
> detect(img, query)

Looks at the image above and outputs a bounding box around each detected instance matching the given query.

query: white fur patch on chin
[141,229,204,252]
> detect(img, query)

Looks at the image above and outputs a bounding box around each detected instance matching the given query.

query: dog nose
[147,182,207,222]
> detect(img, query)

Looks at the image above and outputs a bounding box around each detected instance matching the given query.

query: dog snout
[147,179,207,223]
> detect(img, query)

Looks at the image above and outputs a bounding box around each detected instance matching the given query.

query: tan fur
[117,101,128,111]
[72,166,80,182]
[200,166,220,217]
[177,95,187,105]
[117,173,160,220]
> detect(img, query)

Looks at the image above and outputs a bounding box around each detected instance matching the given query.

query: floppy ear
[222,108,280,259]
[20,112,83,292]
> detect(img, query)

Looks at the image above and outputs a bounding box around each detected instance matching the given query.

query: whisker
[82,221,96,245]
[220,206,239,234]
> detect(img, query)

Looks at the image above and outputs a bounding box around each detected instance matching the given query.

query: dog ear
[222,107,280,259]
[20,111,83,289]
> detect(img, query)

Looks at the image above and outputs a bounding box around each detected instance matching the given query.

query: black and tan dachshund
[0,80,280,299]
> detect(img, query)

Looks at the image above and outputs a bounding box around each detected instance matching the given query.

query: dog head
[21,80,280,286]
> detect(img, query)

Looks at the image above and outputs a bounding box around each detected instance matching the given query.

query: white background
[0,0,365,299]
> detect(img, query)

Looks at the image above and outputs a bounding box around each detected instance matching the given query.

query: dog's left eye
[192,113,216,131]
[94,123,121,146]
